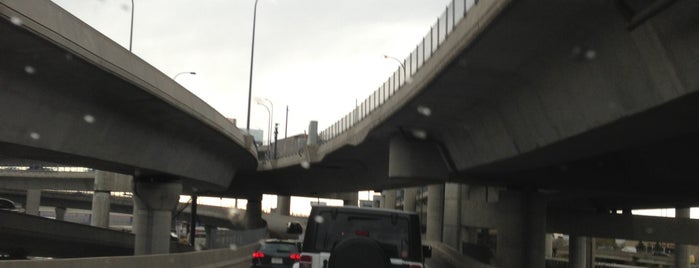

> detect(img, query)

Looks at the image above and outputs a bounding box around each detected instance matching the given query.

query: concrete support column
[25,189,41,216]
[426,184,444,242]
[91,191,110,227]
[495,190,546,268]
[205,225,215,249]
[545,233,553,258]
[342,192,358,207]
[403,187,418,212]
[276,195,291,216]
[383,190,396,210]
[569,235,589,268]
[92,170,114,227]
[132,178,182,255]
[55,206,66,221]
[244,194,265,229]
[676,207,691,268]
[443,183,461,249]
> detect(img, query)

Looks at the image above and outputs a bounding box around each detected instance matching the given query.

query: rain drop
[411,129,427,140]
[416,105,431,117]
[29,132,40,140]
[301,161,310,169]
[24,66,36,74]
[10,16,22,26]
[585,49,596,60]
[314,215,324,224]
[83,114,95,123]
[229,244,238,251]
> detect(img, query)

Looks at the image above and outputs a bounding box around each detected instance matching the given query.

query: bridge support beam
[402,187,418,212]
[55,206,66,221]
[676,207,691,268]
[341,192,358,207]
[569,235,590,268]
[91,170,112,228]
[426,184,444,242]
[276,195,290,216]
[382,189,396,209]
[25,189,41,215]
[132,178,182,255]
[443,183,462,249]
[244,194,265,229]
[495,190,546,268]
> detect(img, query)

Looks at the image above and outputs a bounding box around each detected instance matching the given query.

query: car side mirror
[287,222,303,234]
[422,245,432,258]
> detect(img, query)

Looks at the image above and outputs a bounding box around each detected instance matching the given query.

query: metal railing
[317,0,480,142]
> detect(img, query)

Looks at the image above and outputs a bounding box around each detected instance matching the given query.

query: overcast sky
[50,0,451,139]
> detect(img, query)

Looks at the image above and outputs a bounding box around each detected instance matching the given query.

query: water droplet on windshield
[10,16,22,26]
[229,244,238,251]
[300,161,310,169]
[416,105,431,117]
[24,66,36,74]
[411,129,427,140]
[314,215,324,224]
[29,132,40,140]
[83,114,95,123]
[585,49,596,60]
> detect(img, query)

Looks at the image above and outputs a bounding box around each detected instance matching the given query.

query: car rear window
[261,243,298,253]
[311,211,412,259]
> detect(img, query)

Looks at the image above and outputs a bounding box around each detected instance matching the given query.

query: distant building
[245,129,264,146]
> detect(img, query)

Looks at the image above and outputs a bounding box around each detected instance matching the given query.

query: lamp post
[383,55,406,83]
[173,71,196,80]
[246,0,261,132]
[255,97,273,146]
[129,0,134,51]
[256,100,271,146]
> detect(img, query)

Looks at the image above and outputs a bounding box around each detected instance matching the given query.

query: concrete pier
[132,178,182,255]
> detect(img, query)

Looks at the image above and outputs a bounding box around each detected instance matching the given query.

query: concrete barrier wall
[0,243,258,268]
[207,228,267,249]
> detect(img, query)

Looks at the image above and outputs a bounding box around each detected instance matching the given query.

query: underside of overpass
[240,0,699,211]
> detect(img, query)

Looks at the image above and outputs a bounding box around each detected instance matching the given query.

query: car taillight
[252,251,265,259]
[290,253,301,261]
[299,254,312,268]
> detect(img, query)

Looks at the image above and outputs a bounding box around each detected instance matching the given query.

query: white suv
[296,206,430,268]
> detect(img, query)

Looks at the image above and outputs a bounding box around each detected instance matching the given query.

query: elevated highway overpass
[3,0,699,266]
[242,0,699,209]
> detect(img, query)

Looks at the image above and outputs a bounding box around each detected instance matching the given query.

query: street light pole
[383,55,406,83]
[129,0,134,51]
[173,71,196,80]
[246,0,260,132]
[263,98,273,145]
[285,105,288,139]
[256,101,271,146]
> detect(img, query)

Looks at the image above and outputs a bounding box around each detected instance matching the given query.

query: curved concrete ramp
[0,210,133,258]
[0,1,257,193]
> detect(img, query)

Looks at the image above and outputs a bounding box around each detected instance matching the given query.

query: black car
[251,239,301,268]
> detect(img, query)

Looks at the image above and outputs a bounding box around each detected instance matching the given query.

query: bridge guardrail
[316,0,480,143]
[0,243,259,268]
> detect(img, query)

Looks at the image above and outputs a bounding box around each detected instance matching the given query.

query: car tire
[328,236,390,268]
